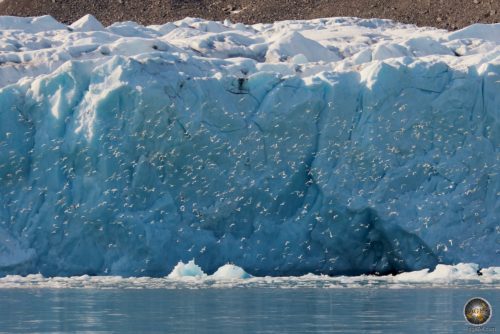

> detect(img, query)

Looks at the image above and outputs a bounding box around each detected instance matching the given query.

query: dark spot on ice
[237,77,246,90]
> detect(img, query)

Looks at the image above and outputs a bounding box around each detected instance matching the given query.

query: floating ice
[211,264,252,279]
[0,15,498,277]
[0,263,497,289]
[167,260,251,279]
[168,260,206,278]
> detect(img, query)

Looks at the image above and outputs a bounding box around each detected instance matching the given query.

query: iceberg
[166,259,252,279]
[0,15,498,277]
[211,264,252,279]
[167,259,206,279]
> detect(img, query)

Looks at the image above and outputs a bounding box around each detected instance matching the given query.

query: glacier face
[0,15,499,277]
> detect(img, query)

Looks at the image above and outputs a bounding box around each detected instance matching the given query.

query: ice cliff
[0,15,498,276]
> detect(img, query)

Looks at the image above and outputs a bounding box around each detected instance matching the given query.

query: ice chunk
[394,263,481,283]
[211,264,252,279]
[168,260,206,279]
[70,14,105,32]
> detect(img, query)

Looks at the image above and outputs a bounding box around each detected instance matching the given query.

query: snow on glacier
[0,15,498,277]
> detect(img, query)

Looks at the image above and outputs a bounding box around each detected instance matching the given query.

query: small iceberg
[167,260,206,279]
[211,264,252,279]
[167,260,252,280]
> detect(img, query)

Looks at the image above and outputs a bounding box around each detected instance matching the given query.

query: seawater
[0,287,498,333]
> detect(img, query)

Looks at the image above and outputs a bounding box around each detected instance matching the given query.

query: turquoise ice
[0,15,498,276]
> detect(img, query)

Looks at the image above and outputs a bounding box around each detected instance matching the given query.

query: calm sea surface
[0,288,498,333]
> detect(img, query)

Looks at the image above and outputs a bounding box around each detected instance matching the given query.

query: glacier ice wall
[0,15,499,276]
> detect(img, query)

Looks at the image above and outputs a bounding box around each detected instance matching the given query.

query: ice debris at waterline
[167,260,251,279]
[0,263,498,289]
[168,259,207,278]
[0,14,499,277]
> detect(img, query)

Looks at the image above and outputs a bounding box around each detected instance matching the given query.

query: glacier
[0,15,498,277]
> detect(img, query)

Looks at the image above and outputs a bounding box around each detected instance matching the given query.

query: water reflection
[0,288,497,333]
